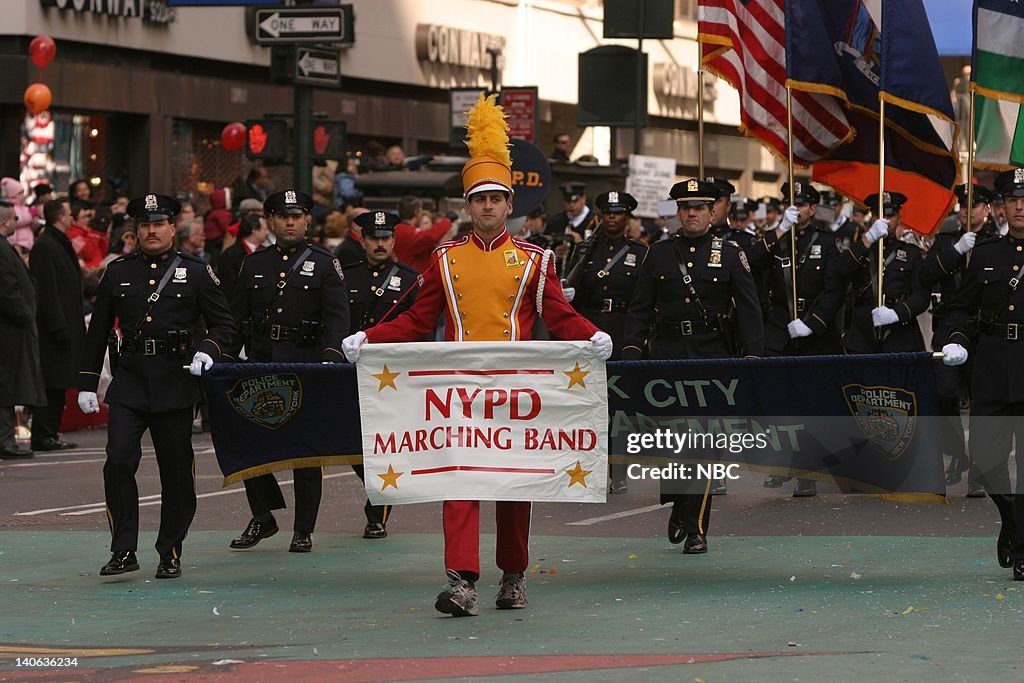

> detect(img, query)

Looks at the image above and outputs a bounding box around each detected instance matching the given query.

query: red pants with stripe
[443,500,530,579]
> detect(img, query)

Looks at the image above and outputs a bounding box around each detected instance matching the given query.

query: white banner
[357,341,608,505]
[625,153,678,218]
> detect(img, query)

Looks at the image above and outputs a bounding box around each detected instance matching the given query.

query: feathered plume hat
[461,93,513,197]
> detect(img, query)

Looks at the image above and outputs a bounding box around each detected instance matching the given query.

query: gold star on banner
[563,362,589,389]
[377,463,403,490]
[565,460,592,488]
[372,364,401,391]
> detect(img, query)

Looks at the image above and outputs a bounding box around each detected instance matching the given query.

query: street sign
[295,46,341,86]
[249,5,354,45]
[500,87,538,143]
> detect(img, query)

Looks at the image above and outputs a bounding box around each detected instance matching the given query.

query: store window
[20,112,107,200]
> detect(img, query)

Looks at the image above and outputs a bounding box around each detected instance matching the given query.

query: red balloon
[24,83,52,116]
[29,35,56,69]
[220,122,246,152]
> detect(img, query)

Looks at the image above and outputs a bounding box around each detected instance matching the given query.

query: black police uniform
[79,194,236,573]
[706,177,736,237]
[837,193,929,353]
[545,182,600,240]
[230,190,350,550]
[944,168,1024,577]
[567,191,648,361]
[622,179,765,554]
[919,184,999,489]
[345,210,421,536]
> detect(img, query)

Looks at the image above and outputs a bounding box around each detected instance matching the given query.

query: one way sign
[249,5,355,45]
[295,47,342,86]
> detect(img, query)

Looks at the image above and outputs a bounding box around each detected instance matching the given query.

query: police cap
[595,190,638,214]
[263,189,315,216]
[731,198,758,219]
[994,168,1024,198]
[126,193,181,223]
[758,196,783,211]
[780,181,821,205]
[353,210,400,238]
[670,179,721,207]
[864,191,908,217]
[954,183,994,205]
[559,181,587,202]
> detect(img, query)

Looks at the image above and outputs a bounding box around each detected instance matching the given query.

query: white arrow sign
[258,12,342,38]
[297,51,339,79]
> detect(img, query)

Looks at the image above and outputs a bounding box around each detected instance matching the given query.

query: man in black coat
[228,190,350,554]
[344,210,420,538]
[30,199,86,451]
[217,212,269,302]
[78,193,237,580]
[0,201,46,459]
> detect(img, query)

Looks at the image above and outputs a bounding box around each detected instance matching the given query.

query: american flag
[698,0,851,165]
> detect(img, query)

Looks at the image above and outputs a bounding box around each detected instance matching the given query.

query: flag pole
[787,86,798,320]
[698,42,705,178]
[877,96,886,313]
[966,85,976,236]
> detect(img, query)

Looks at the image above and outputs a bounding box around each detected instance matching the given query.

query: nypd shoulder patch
[207,264,221,286]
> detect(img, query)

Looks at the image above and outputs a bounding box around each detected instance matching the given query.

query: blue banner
[204,353,943,494]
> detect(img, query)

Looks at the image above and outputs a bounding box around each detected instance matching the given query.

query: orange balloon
[24,83,52,116]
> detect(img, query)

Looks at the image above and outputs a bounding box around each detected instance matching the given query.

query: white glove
[871,306,900,327]
[787,319,813,339]
[563,286,576,303]
[343,331,368,363]
[778,206,800,233]
[189,351,214,376]
[942,343,968,366]
[865,219,889,244]
[590,331,613,360]
[78,391,100,414]
[954,231,976,256]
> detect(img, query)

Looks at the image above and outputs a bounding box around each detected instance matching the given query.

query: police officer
[77,193,236,579]
[727,198,760,249]
[757,196,783,233]
[702,177,735,237]
[920,183,998,495]
[545,181,599,240]
[565,190,648,493]
[229,189,350,554]
[837,192,930,353]
[747,182,848,496]
[344,210,420,538]
[622,179,764,555]
[942,167,1024,580]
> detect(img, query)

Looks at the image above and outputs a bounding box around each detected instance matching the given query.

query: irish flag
[973,0,1024,169]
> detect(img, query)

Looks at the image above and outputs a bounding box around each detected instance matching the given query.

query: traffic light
[245,118,289,161]
[311,120,347,162]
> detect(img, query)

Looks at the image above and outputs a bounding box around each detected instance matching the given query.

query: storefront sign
[652,62,715,109]
[40,0,176,24]
[415,24,505,71]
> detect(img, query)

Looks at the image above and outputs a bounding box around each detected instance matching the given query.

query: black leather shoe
[363,523,387,539]
[289,532,312,553]
[1014,559,1024,581]
[966,484,987,498]
[31,437,76,451]
[0,445,34,460]
[763,475,790,488]
[683,533,708,554]
[793,479,817,498]
[155,557,181,579]
[998,526,1014,568]
[667,505,686,545]
[944,457,969,485]
[100,550,139,576]
[230,516,278,549]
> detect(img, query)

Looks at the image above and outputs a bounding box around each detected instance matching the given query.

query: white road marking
[565,504,665,526]
[47,471,356,517]
[7,458,107,468]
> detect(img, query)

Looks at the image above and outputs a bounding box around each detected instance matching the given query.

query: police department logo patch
[375,211,386,225]
[302,260,315,273]
[228,374,302,430]
[1016,168,1024,184]
[285,190,297,205]
[145,194,158,211]
[843,384,917,460]
[608,191,619,204]
[687,180,699,192]
[174,267,188,281]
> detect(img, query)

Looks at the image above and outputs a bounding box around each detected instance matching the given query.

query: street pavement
[0,426,1018,682]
